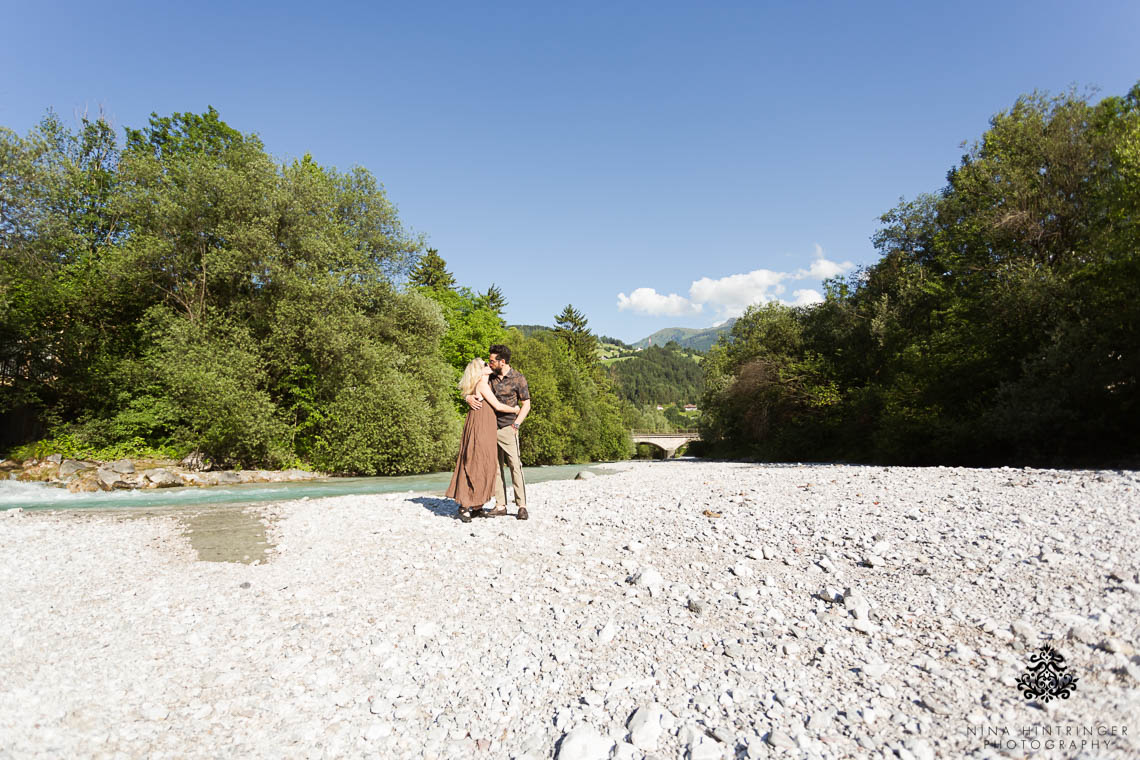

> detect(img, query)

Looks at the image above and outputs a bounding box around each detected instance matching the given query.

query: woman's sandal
[458,508,472,523]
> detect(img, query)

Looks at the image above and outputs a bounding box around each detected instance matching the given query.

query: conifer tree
[555,304,597,364]
[408,248,455,290]
[482,283,507,317]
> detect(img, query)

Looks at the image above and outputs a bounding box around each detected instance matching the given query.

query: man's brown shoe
[516,507,529,520]
[481,506,507,517]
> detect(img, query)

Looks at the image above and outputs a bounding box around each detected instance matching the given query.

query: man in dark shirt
[465,343,531,519]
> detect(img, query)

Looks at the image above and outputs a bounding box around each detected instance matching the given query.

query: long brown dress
[445,400,498,508]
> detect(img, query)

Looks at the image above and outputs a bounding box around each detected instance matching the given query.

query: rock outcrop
[5,457,324,491]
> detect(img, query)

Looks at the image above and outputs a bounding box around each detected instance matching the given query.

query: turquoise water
[0,463,616,512]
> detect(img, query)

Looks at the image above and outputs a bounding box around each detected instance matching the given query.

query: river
[0,462,616,512]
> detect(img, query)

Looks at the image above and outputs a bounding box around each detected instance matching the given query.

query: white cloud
[615,244,854,321]
[616,287,702,316]
[688,268,788,320]
[802,258,845,280]
[795,245,853,281]
[789,288,824,306]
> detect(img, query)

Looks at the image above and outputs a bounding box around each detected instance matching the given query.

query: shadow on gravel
[410,496,462,520]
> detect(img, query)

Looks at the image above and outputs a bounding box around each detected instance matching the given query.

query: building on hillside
[684,404,698,412]
[656,404,664,411]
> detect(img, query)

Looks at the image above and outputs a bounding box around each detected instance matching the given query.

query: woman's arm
[476,378,520,414]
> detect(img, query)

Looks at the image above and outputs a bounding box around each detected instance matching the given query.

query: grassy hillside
[597,340,629,361]
[507,324,552,338]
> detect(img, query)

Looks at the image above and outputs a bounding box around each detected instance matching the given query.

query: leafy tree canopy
[1,108,453,472]
[700,83,1140,466]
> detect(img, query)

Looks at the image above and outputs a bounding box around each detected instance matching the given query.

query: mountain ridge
[632,320,734,352]
[505,321,734,353]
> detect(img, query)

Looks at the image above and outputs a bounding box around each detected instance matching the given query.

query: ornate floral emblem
[1016,645,1078,701]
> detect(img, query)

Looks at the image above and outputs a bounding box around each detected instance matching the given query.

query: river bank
[2,455,324,493]
[1,460,1138,759]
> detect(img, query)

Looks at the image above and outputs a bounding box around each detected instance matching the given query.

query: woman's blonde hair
[457,357,486,397]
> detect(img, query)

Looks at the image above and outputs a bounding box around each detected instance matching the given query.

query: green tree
[554,304,597,365]
[698,83,1140,465]
[408,248,456,290]
[503,327,631,464]
[619,400,671,433]
[700,303,839,459]
[416,285,507,374]
[480,283,507,317]
[0,108,457,473]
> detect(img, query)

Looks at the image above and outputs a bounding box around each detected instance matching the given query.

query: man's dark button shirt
[489,370,530,429]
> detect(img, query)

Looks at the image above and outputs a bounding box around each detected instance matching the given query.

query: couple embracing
[445,344,531,523]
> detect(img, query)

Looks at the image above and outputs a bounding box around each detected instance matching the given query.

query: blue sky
[3,1,1137,342]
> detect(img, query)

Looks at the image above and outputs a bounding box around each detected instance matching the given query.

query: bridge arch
[630,430,701,459]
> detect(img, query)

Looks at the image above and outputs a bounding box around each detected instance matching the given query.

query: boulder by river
[2,457,324,492]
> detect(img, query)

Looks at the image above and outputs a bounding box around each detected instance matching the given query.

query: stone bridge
[630,430,701,458]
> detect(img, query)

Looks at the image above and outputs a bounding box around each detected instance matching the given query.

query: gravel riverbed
[1,460,1138,759]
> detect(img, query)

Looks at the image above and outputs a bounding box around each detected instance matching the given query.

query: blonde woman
[445,358,520,522]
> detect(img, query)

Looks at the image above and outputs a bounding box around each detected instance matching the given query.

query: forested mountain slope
[606,345,704,407]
